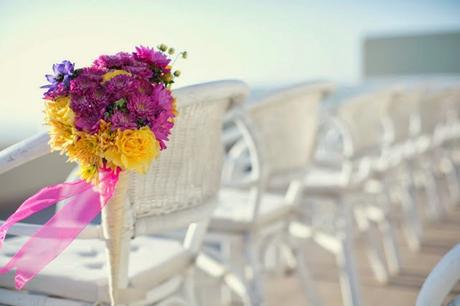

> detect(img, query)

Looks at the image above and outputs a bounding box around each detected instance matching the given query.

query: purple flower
[93,52,133,69]
[41,60,75,97]
[70,67,105,96]
[103,74,138,101]
[92,51,153,79]
[149,111,174,150]
[134,46,170,69]
[110,110,137,130]
[152,84,173,110]
[70,94,107,133]
[43,83,67,100]
[74,112,102,133]
[146,85,175,149]
[127,93,157,118]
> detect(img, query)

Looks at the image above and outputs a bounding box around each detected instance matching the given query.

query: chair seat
[0,236,191,303]
[210,188,292,233]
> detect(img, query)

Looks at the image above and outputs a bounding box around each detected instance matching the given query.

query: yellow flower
[171,98,178,117]
[44,96,75,150]
[104,127,159,173]
[66,132,103,167]
[80,164,99,183]
[102,69,131,83]
[45,96,74,125]
[97,120,117,152]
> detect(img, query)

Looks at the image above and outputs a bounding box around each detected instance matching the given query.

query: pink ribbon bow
[0,167,120,289]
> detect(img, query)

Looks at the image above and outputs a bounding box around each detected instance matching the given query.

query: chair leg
[379,218,402,275]
[354,206,389,283]
[183,268,198,306]
[422,167,446,220]
[364,220,390,283]
[280,242,298,273]
[293,244,324,306]
[336,201,363,306]
[381,182,402,275]
[400,180,423,251]
[244,235,264,306]
[196,252,251,306]
[445,157,460,207]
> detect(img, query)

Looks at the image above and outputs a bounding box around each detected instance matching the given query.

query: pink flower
[146,85,175,149]
[93,52,153,79]
[134,46,170,68]
[149,111,174,150]
[152,84,174,110]
[127,93,156,118]
[110,110,138,130]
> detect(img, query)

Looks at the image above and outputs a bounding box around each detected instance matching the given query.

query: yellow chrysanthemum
[172,98,178,117]
[96,120,117,152]
[80,164,99,183]
[104,127,159,174]
[44,96,76,150]
[102,69,131,83]
[66,132,103,167]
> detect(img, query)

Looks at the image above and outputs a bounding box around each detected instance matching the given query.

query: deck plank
[265,207,460,306]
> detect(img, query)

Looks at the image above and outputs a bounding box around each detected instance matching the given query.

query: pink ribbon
[0,167,120,289]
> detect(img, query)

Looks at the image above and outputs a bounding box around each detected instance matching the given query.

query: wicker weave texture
[337,90,394,156]
[127,81,249,218]
[248,82,333,175]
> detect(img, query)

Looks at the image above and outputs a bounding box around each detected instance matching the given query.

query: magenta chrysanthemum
[135,46,171,69]
[110,110,138,130]
[127,93,157,118]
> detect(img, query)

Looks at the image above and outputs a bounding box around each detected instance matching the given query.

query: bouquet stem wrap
[101,170,130,305]
[0,167,120,289]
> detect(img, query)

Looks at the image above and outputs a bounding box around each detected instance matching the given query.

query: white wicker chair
[201,82,334,306]
[290,87,408,306]
[377,85,426,255]
[0,80,249,306]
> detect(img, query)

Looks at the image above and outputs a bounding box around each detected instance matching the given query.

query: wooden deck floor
[264,208,460,306]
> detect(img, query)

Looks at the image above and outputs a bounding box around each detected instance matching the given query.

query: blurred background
[0,0,460,213]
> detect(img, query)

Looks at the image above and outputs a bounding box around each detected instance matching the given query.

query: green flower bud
[181,51,188,59]
[158,44,168,52]
[168,48,175,55]
[173,70,181,77]
[163,73,173,83]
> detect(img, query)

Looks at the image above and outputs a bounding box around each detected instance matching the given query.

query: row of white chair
[0,78,459,306]
[219,78,460,306]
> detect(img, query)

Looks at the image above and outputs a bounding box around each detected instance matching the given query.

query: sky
[1,0,460,141]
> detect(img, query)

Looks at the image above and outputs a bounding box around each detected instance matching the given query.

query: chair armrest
[0,221,102,239]
[0,132,50,175]
[416,244,460,306]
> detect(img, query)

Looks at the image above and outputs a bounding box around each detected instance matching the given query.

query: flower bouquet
[0,45,186,292]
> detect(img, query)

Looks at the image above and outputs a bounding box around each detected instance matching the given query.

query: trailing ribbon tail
[0,180,93,246]
[0,167,120,289]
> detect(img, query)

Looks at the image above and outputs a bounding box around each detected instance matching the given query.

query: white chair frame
[0,80,250,306]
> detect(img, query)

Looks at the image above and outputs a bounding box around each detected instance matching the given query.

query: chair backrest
[417,84,450,135]
[424,81,460,128]
[247,82,334,176]
[128,80,249,230]
[383,85,425,144]
[221,82,333,225]
[336,88,395,158]
[102,80,249,304]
